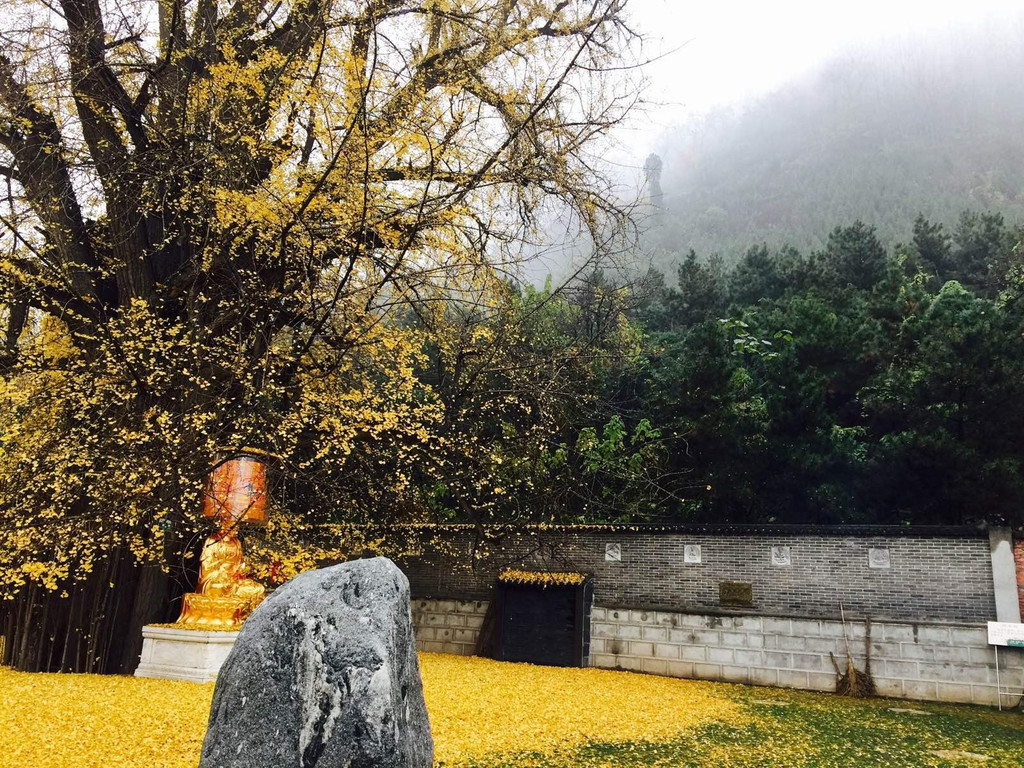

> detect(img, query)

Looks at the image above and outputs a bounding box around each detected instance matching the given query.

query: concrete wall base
[411,599,488,654]
[130,600,1024,707]
[412,599,1024,708]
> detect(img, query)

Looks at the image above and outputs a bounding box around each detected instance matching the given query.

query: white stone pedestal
[134,625,239,683]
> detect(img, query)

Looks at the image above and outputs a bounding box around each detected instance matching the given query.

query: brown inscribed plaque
[719,581,753,606]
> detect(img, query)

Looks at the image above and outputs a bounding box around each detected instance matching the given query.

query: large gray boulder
[199,557,433,768]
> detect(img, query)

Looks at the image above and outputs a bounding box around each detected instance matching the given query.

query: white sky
[618,0,1024,163]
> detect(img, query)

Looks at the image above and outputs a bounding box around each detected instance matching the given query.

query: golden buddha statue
[175,450,271,629]
[197,532,265,598]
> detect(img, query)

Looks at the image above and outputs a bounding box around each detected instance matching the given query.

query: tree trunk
[117,564,173,673]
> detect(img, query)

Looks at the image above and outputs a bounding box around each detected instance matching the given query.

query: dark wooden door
[495,580,593,667]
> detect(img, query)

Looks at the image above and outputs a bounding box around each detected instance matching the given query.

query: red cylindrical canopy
[202,452,269,524]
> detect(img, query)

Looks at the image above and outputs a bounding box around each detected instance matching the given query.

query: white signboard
[988,621,1024,648]
[770,545,791,567]
[868,548,891,569]
[604,543,621,562]
[684,544,702,564]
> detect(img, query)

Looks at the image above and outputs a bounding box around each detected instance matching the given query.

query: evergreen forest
[610,213,1024,528]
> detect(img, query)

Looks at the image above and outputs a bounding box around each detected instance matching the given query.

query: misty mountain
[647,16,1024,265]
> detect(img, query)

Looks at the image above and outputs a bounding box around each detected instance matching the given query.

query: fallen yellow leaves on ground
[420,653,741,764]
[4,653,1021,767]
[0,653,739,767]
[0,666,213,768]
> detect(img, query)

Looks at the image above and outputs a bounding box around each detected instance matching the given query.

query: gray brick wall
[400,527,996,623]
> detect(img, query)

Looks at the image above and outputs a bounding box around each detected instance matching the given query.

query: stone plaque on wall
[684,544,702,564]
[604,543,621,562]
[868,547,891,569]
[719,581,753,607]
[770,545,791,566]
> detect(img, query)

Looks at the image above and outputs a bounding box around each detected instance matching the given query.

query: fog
[622,0,1024,160]
[575,0,1023,274]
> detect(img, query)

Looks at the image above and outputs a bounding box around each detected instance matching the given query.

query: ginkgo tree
[0,0,640,668]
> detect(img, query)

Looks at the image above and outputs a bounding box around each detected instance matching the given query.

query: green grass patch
[454,688,1024,767]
